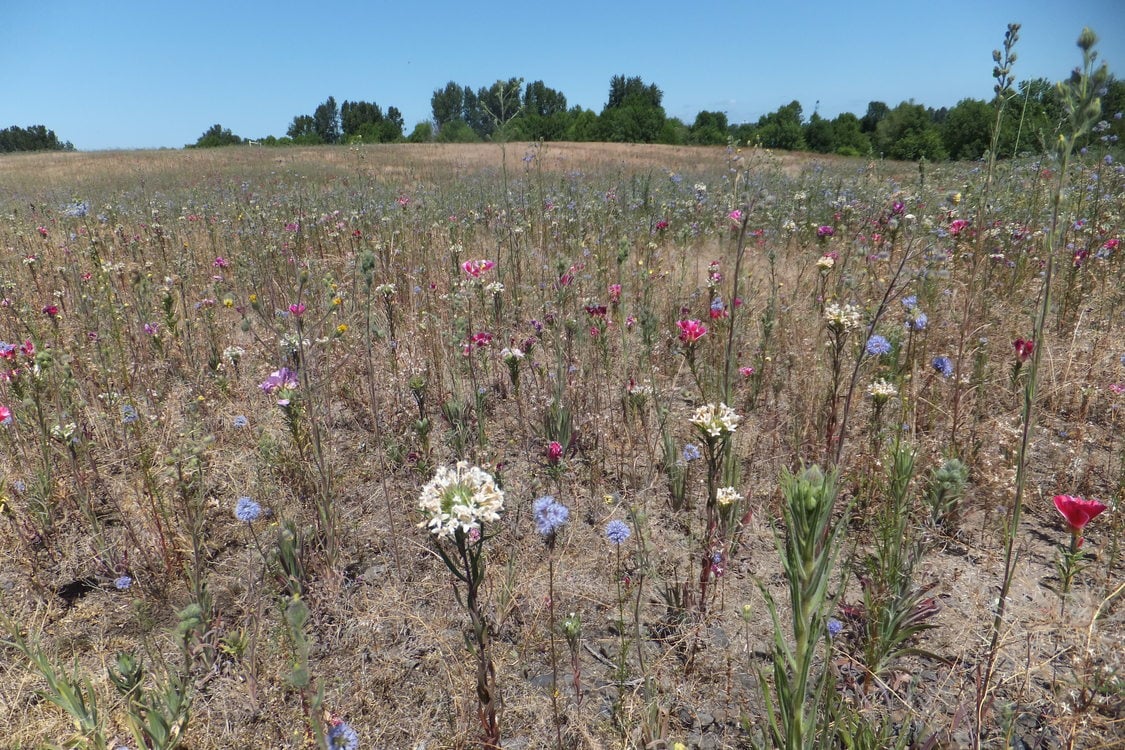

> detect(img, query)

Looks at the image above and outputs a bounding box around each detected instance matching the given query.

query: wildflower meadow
[0,31,1123,750]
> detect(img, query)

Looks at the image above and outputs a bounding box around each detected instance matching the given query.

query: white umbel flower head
[716,486,742,506]
[867,378,898,404]
[690,402,741,438]
[419,461,505,540]
[824,302,863,334]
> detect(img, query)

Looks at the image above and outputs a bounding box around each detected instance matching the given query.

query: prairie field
[0,140,1122,750]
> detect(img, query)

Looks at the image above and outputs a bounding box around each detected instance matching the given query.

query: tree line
[190,72,1122,160]
[0,125,73,153]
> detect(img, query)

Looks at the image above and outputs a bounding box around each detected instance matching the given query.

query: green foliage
[407,121,433,143]
[756,100,805,150]
[942,98,993,160]
[435,118,479,143]
[312,96,341,144]
[188,123,243,148]
[600,75,667,143]
[286,114,322,144]
[0,124,73,152]
[689,110,729,145]
[875,101,948,160]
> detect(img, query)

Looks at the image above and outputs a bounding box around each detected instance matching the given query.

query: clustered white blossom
[690,402,741,438]
[418,461,505,540]
[867,378,898,403]
[500,347,524,362]
[824,302,863,334]
[716,486,742,506]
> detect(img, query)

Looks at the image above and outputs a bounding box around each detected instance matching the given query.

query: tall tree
[600,75,666,143]
[287,114,320,143]
[431,82,466,129]
[312,96,341,143]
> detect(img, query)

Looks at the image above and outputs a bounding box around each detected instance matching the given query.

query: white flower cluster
[716,486,742,506]
[500,347,524,362]
[690,402,741,438]
[418,461,505,540]
[824,302,863,334]
[867,378,898,402]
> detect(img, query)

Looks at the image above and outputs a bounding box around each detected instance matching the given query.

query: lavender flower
[827,618,843,638]
[682,444,702,462]
[932,356,954,378]
[121,404,139,424]
[865,335,891,356]
[906,311,928,331]
[532,495,569,539]
[605,519,631,545]
[326,720,359,750]
[232,415,249,428]
[235,496,262,523]
[114,575,133,591]
[259,367,298,394]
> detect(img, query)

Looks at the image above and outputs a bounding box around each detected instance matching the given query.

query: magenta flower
[461,259,496,278]
[0,404,11,425]
[288,303,306,317]
[546,440,563,464]
[1053,494,1107,535]
[817,225,835,238]
[259,367,298,396]
[1013,338,1034,363]
[677,319,708,344]
[212,256,230,268]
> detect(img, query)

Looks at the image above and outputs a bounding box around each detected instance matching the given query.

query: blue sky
[2,0,1122,150]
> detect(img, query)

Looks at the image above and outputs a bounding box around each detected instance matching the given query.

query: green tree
[876,101,948,160]
[189,123,243,148]
[942,98,992,160]
[830,112,870,156]
[0,124,72,152]
[861,101,889,134]
[431,82,467,129]
[286,115,321,144]
[407,121,433,143]
[690,110,729,145]
[476,78,524,140]
[804,111,835,153]
[599,75,666,143]
[756,100,805,150]
[517,80,569,140]
[312,96,341,144]
[436,119,479,143]
[566,108,599,141]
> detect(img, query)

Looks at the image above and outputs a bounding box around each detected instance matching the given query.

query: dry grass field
[0,140,1121,750]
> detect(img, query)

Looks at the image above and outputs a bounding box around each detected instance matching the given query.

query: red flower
[1053,494,1107,534]
[948,219,970,236]
[655,220,669,231]
[546,441,563,464]
[677,319,708,344]
[1013,338,1034,362]
[42,305,59,318]
[0,404,11,424]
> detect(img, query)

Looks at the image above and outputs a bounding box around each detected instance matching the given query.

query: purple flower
[605,519,631,545]
[326,720,359,750]
[114,575,133,591]
[682,444,702,462]
[865,335,891,356]
[827,617,843,638]
[259,367,298,395]
[533,495,569,539]
[932,356,954,378]
[906,311,928,331]
[817,225,835,238]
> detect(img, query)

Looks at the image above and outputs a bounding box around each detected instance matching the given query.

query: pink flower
[470,331,492,348]
[728,209,743,224]
[817,225,835,238]
[546,440,563,464]
[608,284,622,303]
[1109,384,1125,395]
[739,366,755,378]
[36,226,48,237]
[42,305,59,318]
[461,259,496,278]
[1013,338,1034,362]
[212,257,230,268]
[288,303,306,317]
[1103,238,1120,251]
[655,220,669,231]
[677,319,708,344]
[0,404,11,425]
[948,219,970,236]
[585,304,607,318]
[1053,494,1107,534]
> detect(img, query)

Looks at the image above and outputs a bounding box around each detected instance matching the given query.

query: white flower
[690,403,741,438]
[867,378,898,403]
[485,281,504,295]
[716,487,741,506]
[500,347,524,362]
[816,255,835,270]
[418,461,505,540]
[824,302,863,334]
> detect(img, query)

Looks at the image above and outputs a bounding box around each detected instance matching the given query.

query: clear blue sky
[2,0,1122,150]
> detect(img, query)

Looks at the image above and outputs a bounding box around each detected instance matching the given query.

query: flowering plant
[1051,494,1108,600]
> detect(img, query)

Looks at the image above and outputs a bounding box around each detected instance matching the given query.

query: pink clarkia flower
[677,319,708,344]
[948,219,970,236]
[288,303,306,317]
[546,440,563,464]
[461,259,496,278]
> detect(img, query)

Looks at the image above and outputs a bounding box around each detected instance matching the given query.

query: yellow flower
[222,298,234,308]
[336,324,348,335]
[332,297,342,306]
[248,293,258,304]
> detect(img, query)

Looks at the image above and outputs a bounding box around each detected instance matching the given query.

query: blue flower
[232,415,249,428]
[532,495,569,538]
[326,720,359,750]
[865,335,891,356]
[901,295,917,309]
[827,618,843,638]
[605,519,631,545]
[932,356,954,378]
[906,311,928,331]
[235,497,262,523]
[121,404,139,424]
[682,444,702,462]
[114,575,133,591]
